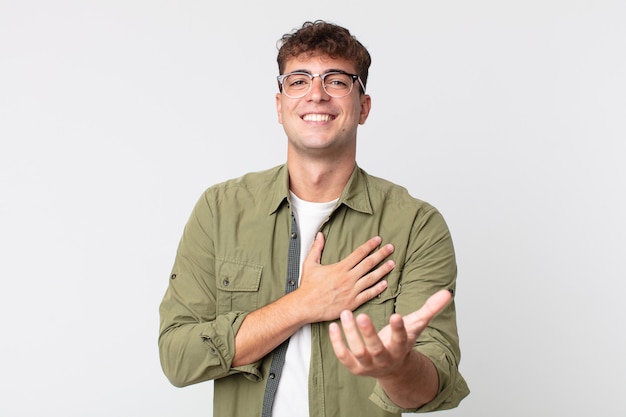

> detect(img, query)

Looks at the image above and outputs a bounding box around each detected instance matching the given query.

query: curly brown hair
[277,20,371,90]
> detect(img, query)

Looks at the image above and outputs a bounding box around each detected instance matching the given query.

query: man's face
[276,54,371,159]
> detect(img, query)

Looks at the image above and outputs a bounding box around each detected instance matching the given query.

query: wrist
[280,290,318,325]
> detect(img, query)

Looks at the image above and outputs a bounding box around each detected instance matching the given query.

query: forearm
[232,291,311,367]
[377,350,439,409]
[159,289,311,383]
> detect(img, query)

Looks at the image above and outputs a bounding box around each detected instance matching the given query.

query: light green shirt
[159,164,469,416]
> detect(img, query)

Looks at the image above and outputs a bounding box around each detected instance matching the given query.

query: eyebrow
[289,68,349,75]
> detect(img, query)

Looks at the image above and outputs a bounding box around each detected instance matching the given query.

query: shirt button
[170,274,177,280]
[269,373,276,379]
[291,232,297,239]
[288,279,295,286]
[222,278,230,286]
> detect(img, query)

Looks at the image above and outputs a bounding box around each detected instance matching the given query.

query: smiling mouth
[302,114,334,122]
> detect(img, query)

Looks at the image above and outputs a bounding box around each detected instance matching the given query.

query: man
[159,20,469,417]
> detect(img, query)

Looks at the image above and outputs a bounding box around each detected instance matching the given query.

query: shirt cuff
[200,311,263,381]
[369,348,469,413]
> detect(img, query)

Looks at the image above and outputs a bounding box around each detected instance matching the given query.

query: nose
[308,74,329,101]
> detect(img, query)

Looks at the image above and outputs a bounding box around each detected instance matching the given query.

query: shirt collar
[267,163,373,216]
[337,164,373,214]
[267,164,291,215]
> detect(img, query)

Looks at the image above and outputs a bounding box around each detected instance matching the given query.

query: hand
[328,289,452,379]
[232,233,395,367]
[296,233,395,323]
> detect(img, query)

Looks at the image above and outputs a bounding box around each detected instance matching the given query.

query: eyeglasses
[277,70,366,99]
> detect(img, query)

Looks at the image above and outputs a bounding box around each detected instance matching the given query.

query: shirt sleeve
[158,191,263,387]
[370,205,470,413]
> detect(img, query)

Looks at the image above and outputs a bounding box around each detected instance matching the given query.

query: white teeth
[303,114,332,122]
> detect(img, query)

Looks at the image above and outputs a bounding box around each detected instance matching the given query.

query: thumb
[404,289,453,337]
[421,289,453,318]
[304,232,325,265]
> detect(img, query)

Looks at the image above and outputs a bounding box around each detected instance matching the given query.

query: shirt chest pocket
[352,270,401,331]
[215,259,263,315]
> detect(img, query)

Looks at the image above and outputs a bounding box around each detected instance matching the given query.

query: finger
[404,289,453,337]
[353,257,394,292]
[340,236,384,270]
[339,310,372,364]
[421,289,452,318]
[355,314,387,358]
[385,313,410,356]
[353,275,389,306]
[352,243,395,278]
[329,321,358,368]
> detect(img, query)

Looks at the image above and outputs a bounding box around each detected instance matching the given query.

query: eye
[324,73,351,89]
[285,74,311,89]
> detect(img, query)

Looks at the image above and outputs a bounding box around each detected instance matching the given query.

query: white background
[1,1,625,416]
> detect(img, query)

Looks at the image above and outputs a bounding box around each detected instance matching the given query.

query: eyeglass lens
[282,73,354,98]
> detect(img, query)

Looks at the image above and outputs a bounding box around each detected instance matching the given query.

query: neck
[287,157,355,202]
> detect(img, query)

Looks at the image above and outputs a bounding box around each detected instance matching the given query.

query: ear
[276,93,283,124]
[358,94,371,125]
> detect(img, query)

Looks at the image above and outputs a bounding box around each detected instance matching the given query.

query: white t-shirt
[272,192,337,417]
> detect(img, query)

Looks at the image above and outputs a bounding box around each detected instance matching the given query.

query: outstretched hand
[328,289,452,379]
